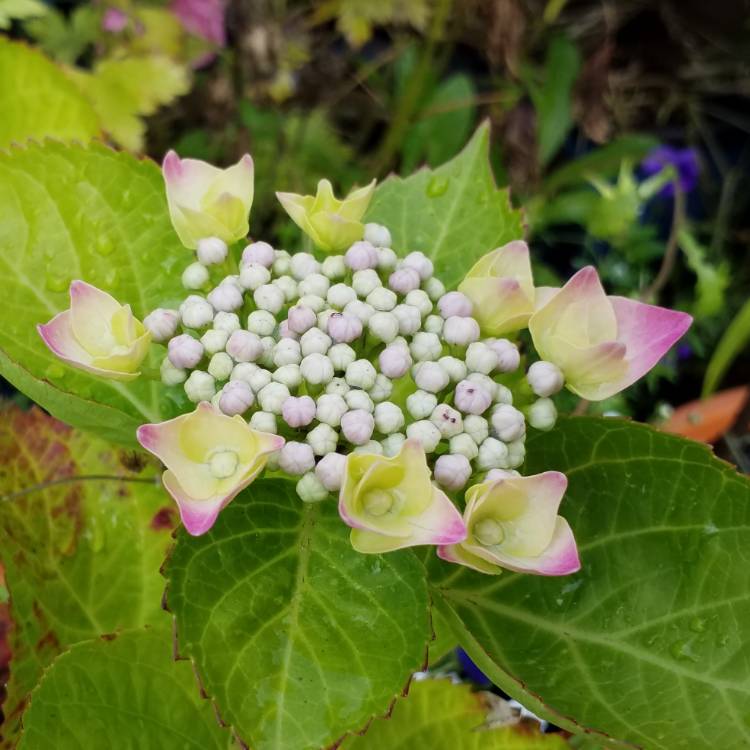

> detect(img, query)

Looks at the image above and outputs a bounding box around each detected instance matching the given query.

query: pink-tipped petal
[162,470,225,536]
[437,542,503,575]
[407,486,467,545]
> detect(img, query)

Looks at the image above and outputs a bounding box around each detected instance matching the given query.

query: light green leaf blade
[0,407,176,747]
[343,678,570,749]
[365,123,525,289]
[0,141,189,445]
[163,479,431,750]
[17,626,230,749]
[703,297,750,396]
[429,417,750,750]
[0,0,47,29]
[0,37,98,148]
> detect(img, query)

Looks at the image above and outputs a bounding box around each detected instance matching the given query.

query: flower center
[209,450,239,479]
[362,489,393,517]
[473,518,504,546]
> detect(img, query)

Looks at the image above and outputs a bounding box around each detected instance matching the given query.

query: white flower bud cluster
[147,225,564,501]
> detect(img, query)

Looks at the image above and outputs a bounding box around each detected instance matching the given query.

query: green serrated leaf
[342,678,570,749]
[0,407,175,747]
[0,37,99,148]
[17,626,230,749]
[429,416,750,750]
[0,141,189,445]
[163,479,430,750]
[366,123,525,288]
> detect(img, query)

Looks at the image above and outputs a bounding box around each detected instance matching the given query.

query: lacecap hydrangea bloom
[38,152,692,575]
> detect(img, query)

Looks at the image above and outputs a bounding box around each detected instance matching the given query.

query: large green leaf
[342,678,570,749]
[430,417,750,750]
[0,141,189,445]
[365,123,525,288]
[0,407,175,746]
[17,626,230,749]
[0,37,99,149]
[163,479,431,750]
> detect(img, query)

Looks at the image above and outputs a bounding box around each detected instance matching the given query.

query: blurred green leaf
[679,229,730,318]
[703,297,750,396]
[0,0,46,29]
[24,5,98,64]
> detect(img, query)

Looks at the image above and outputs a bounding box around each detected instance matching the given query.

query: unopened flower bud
[273,364,302,389]
[298,273,330,298]
[207,283,243,313]
[259,337,276,368]
[406,389,438,420]
[254,284,285,314]
[317,309,335,330]
[343,300,375,325]
[443,316,480,346]
[414,361,449,393]
[466,342,499,375]
[438,356,467,382]
[321,255,346,280]
[208,352,233,380]
[345,240,378,270]
[486,468,521,481]
[423,315,443,334]
[160,356,187,386]
[477,437,510,470]
[392,304,421,335]
[388,267,421,294]
[373,401,404,434]
[182,262,209,290]
[218,380,254,416]
[368,312,399,343]
[454,379,492,415]
[201,328,229,355]
[495,384,513,405]
[353,440,383,455]
[434,454,472,491]
[430,404,463,438]
[340,409,375,445]
[181,298,214,329]
[258,382,290,413]
[300,327,331,356]
[290,252,320,281]
[345,359,377,390]
[168,334,204,368]
[242,241,275,268]
[239,263,271,291]
[282,395,316,427]
[463,414,489,445]
[363,222,391,247]
[196,237,228,265]
[300,353,334,385]
[327,283,358,309]
[410,332,442,362]
[316,393,348,426]
[403,251,433,280]
[184,370,216,402]
[507,438,526,468]
[404,289,432,317]
[424,277,446,301]
[296,472,329,503]
[325,377,350,396]
[273,275,298,302]
[249,410,277,433]
[315,451,347,491]
[377,247,398,270]
[273,339,302,367]
[467,372,499,401]
[527,397,557,431]
[491,404,526,442]
[406,420,441,452]
[379,343,412,378]
[245,366,272,393]
[307,423,338,456]
[285,305,314,335]
[438,291,473,318]
[247,310,276,336]
[527,360,564,397]
[213,311,240,333]
[367,287,397,312]
[352,269,381,298]
[328,343,356,371]
[278,441,315,475]
[144,308,179,342]
[328,313,362,343]
[381,432,406,457]
[369,373,393,402]
[449,432,478,460]
[487,338,520,373]
[346,389,374,413]
[279,320,299,341]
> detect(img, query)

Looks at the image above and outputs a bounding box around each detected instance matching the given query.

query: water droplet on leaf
[426,175,449,198]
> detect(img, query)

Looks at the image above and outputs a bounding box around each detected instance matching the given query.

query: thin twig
[1,475,160,503]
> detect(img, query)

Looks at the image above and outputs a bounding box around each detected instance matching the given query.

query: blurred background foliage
[2,0,750,464]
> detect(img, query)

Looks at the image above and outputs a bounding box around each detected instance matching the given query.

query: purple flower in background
[102,7,129,33]
[456,648,491,685]
[171,0,226,46]
[641,146,700,197]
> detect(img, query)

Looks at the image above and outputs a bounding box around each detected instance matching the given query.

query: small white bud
[466,342,499,375]
[507,438,526,468]
[300,353,334,385]
[296,472,330,503]
[242,241,275,268]
[144,308,180,342]
[406,420,441,452]
[343,300,376,324]
[404,289,432,317]
[249,410,277,433]
[353,440,383,455]
[345,359,377,390]
[377,247,398,270]
[182,262,209,290]
[213,311,241,333]
[345,240,379,271]
[434,454,472,491]
[315,452,347,491]
[325,377,350,396]
[463,414,489,445]
[239,263,271,291]
[246,366,272,393]
[443,316,480,346]
[226,330,263,362]
[307,423,339,456]
[454,377,491,413]
[272,252,291,276]
[181,298,214,329]
[352,269,382,298]
[247,310,276,336]
[317,309,335,331]
[424,277,446,301]
[258,382,291,414]
[273,275,299,302]
[298,273,330,298]
[327,283,357,309]
[363,222,392,247]
[392,304,421,335]
[160,356,186,386]
[259,337,276,368]
[281,395,316,428]
[486,468,521,481]
[345,389,374,413]
[230,362,258,385]
[527,361,564,397]
[298,294,326,313]
[254,284,285,314]
[290,252,320,281]
[477,437,510,470]
[449,433,478,460]
[340,409,375,445]
[273,339,302,367]
[438,355,467,382]
[379,343,412,379]
[487,338,520,373]
[316,393,348,426]
[467,372,499,401]
[300,327,332,356]
[413,361,449,393]
[410,332,442,362]
[527,397,557,431]
[278,441,315,476]
[368,312,399,343]
[184,370,216,402]
[321,254,346,280]
[208,352,233,381]
[437,291,473,318]
[201,328,229,355]
[389,267,421,294]
[406,390,438,419]
[218,380,254,416]
[328,312,363,343]
[494,384,513,404]
[279,321,299,342]
[374,401,404,434]
[403,251,433,280]
[196,237,228,265]
[491,404,526,442]
[328,343,356,371]
[430,404,463,438]
[366,287,397,312]
[381,432,406,457]
[273,364,302,389]
[168,334,204,369]
[368,373,393,402]
[423,314,443,334]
